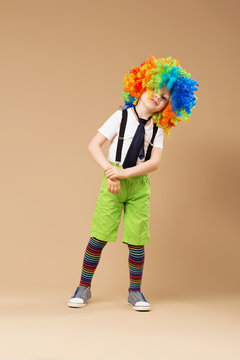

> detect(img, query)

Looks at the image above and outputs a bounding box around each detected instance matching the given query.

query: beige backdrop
[0,0,239,300]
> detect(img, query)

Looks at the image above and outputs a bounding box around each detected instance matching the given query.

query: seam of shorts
[90,234,117,242]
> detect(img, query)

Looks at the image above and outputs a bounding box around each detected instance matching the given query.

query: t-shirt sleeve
[153,126,164,149]
[97,110,122,141]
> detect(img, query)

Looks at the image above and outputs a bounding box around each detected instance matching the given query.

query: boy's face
[140,86,171,113]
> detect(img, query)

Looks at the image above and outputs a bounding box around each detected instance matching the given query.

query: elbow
[87,142,92,153]
[152,160,160,171]
[88,139,94,154]
[88,140,101,156]
[88,143,94,158]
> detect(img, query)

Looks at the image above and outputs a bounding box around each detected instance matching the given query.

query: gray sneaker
[68,285,92,308]
[128,291,151,311]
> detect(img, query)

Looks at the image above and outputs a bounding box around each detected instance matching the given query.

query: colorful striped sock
[128,244,145,292]
[79,237,107,288]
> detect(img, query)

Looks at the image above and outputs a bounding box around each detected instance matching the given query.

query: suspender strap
[144,123,158,161]
[115,109,127,164]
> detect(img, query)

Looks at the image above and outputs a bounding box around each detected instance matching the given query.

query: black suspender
[145,123,158,161]
[115,109,158,165]
[115,109,127,165]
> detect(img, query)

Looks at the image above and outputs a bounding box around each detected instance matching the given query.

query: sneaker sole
[128,302,151,311]
[67,299,91,308]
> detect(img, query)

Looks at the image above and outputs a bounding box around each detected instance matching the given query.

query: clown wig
[120,55,199,136]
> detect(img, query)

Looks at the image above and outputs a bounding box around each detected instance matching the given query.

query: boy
[67,55,199,311]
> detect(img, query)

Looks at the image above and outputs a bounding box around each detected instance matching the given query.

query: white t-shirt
[98,107,164,166]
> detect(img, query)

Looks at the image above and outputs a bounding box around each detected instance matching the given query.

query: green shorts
[90,161,151,245]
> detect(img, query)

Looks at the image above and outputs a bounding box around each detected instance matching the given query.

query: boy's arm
[105,147,163,179]
[125,147,163,177]
[88,132,114,171]
[88,132,121,194]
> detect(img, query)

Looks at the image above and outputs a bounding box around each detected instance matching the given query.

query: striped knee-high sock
[128,244,145,292]
[79,237,107,288]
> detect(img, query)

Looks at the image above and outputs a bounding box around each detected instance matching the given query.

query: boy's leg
[79,237,107,288]
[122,175,151,245]
[127,243,151,311]
[90,173,125,242]
[127,244,145,292]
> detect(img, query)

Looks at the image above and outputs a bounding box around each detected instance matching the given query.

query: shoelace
[73,286,87,298]
[140,292,147,302]
[131,291,148,302]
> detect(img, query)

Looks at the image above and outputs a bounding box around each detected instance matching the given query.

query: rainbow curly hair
[120,55,199,136]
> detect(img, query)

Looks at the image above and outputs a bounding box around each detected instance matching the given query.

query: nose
[154,92,160,101]
[153,90,160,97]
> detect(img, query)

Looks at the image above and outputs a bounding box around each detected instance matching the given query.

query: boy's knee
[91,236,108,246]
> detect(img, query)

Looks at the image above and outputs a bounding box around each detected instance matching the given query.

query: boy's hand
[105,166,126,181]
[107,178,121,194]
